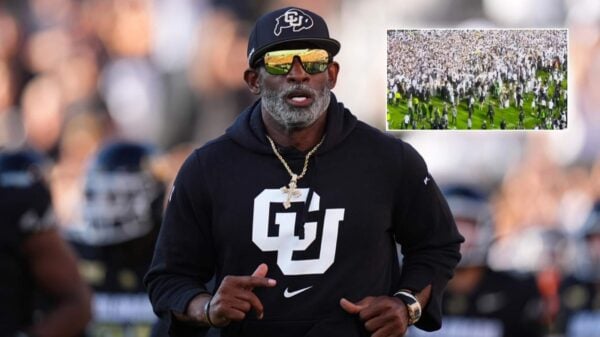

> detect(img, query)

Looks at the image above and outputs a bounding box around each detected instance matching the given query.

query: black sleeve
[14,178,57,238]
[392,142,464,331]
[144,151,216,336]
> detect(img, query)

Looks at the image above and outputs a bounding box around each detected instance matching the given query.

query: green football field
[386,70,567,130]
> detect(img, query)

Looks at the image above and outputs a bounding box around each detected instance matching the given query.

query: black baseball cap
[247,7,341,67]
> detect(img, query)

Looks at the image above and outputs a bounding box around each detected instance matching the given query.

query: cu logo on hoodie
[252,188,344,275]
[274,8,314,36]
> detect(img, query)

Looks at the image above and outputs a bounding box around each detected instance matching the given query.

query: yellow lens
[264,49,329,75]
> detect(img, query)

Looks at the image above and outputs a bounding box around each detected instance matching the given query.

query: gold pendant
[281,174,301,209]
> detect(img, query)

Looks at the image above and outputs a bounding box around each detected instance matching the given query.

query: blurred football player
[66,141,166,337]
[408,185,543,337]
[0,149,91,337]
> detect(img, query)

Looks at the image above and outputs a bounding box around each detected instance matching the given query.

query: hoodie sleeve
[392,142,464,331]
[144,150,215,336]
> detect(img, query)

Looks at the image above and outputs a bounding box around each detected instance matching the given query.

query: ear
[326,61,340,89]
[244,68,261,95]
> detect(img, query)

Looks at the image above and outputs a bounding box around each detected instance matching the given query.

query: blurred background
[1,0,599,336]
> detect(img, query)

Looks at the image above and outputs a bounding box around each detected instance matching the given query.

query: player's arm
[21,228,92,337]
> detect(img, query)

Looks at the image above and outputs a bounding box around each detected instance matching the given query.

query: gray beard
[260,75,331,131]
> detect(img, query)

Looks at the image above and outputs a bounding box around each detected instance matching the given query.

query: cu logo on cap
[274,8,314,36]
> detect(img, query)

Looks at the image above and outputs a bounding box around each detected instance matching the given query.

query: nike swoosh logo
[283,286,313,298]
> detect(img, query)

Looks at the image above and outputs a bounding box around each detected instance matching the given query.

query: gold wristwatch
[393,290,422,325]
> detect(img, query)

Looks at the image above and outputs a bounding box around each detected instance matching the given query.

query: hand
[340,296,409,337]
[208,263,276,327]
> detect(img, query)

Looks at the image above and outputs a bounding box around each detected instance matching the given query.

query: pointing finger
[252,263,269,278]
[233,276,277,289]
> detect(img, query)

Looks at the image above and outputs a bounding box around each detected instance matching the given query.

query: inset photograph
[387,29,568,130]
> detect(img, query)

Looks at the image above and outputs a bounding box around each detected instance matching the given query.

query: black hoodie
[144,94,463,337]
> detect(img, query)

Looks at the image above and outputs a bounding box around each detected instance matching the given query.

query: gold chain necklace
[266,134,325,209]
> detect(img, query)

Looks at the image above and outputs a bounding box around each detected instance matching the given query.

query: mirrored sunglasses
[262,49,330,75]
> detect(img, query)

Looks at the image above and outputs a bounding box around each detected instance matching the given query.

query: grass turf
[386,70,567,130]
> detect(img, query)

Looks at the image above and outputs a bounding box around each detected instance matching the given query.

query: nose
[286,56,309,83]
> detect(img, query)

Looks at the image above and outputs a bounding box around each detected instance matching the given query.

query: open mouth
[285,88,314,107]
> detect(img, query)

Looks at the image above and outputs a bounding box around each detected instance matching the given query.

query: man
[487,103,495,126]
[500,119,507,130]
[145,7,463,337]
[0,149,91,337]
[467,101,473,120]
[451,106,457,127]
[519,106,525,125]
[66,142,166,337]
[428,102,434,120]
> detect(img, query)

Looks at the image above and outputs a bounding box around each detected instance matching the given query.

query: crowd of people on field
[387,30,568,130]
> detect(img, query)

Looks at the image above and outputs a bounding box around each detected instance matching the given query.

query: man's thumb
[340,298,363,314]
[252,263,268,278]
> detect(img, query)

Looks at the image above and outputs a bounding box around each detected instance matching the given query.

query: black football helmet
[443,185,493,268]
[68,141,165,246]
